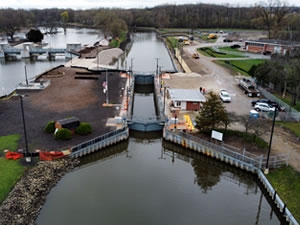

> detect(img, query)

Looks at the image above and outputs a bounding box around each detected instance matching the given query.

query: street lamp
[163,86,166,115]
[106,68,108,104]
[264,106,277,174]
[19,95,31,162]
[24,65,29,86]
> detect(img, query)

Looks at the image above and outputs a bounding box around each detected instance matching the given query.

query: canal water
[35,30,284,225]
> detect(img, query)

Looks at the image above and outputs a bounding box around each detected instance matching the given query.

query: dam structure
[126,73,166,132]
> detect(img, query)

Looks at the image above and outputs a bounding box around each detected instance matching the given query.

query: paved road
[181,39,259,116]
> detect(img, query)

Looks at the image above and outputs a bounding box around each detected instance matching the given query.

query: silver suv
[254,102,275,112]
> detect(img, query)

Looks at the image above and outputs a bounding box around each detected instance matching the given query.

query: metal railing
[164,129,289,170]
[71,126,129,158]
[257,170,299,225]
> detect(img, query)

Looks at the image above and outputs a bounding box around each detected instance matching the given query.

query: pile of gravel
[0,158,79,225]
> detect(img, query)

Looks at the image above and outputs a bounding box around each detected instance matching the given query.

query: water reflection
[162,140,257,194]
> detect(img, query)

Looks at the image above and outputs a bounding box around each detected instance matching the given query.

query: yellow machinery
[184,114,194,131]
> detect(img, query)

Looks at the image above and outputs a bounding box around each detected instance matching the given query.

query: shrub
[55,128,72,140]
[75,122,92,135]
[44,121,56,134]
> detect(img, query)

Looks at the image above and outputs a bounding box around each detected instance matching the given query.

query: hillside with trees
[0,1,300,41]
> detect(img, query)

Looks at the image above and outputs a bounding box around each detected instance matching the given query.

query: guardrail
[71,126,129,158]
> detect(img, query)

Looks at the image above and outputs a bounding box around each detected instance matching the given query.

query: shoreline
[0,158,80,225]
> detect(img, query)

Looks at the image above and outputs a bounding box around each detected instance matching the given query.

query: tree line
[0,1,300,41]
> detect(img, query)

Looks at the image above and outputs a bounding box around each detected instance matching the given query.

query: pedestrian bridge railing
[71,126,129,158]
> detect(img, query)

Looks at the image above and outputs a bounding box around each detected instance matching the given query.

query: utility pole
[24,65,28,86]
[264,107,277,174]
[19,95,31,162]
[106,68,108,104]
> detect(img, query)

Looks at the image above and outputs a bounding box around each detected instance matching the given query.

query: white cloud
[0,0,299,9]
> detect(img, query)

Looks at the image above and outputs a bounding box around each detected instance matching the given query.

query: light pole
[19,95,31,162]
[163,86,166,115]
[97,46,100,70]
[264,106,277,174]
[24,65,28,86]
[106,68,108,104]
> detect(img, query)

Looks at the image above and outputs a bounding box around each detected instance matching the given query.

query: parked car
[251,99,285,111]
[192,53,200,59]
[254,102,275,112]
[219,89,231,102]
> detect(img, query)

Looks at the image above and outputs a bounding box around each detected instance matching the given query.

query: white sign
[211,130,223,141]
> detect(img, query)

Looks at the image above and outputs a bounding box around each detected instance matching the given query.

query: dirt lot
[0,67,127,152]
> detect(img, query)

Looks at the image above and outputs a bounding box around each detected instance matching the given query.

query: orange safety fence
[39,150,71,161]
[4,149,71,161]
[5,151,23,160]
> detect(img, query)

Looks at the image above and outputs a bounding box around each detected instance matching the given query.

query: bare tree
[254,0,289,39]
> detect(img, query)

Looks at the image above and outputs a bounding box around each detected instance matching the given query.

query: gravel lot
[0,66,127,152]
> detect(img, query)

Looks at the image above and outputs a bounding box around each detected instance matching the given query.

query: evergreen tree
[195,91,229,133]
[26,29,43,43]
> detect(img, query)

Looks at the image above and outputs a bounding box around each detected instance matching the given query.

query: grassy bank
[266,166,300,222]
[277,122,300,137]
[217,59,266,75]
[0,134,25,204]
[198,48,244,58]
[198,47,245,58]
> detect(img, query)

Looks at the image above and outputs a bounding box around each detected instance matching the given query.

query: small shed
[55,117,80,130]
[168,88,206,111]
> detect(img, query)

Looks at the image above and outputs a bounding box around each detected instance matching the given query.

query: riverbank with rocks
[0,158,80,225]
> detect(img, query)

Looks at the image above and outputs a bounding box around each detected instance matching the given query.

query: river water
[0,28,102,96]
[1,28,284,224]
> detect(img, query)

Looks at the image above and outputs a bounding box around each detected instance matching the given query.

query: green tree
[60,10,69,33]
[94,11,128,39]
[195,91,230,133]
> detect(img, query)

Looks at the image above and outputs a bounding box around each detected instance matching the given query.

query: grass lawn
[166,37,178,49]
[0,134,20,157]
[198,47,242,58]
[0,134,25,204]
[217,59,266,75]
[273,92,300,112]
[277,122,300,137]
[267,166,300,222]
[0,159,25,203]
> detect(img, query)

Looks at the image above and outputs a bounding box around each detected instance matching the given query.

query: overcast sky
[1,0,299,10]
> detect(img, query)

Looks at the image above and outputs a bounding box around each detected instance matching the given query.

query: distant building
[244,39,300,55]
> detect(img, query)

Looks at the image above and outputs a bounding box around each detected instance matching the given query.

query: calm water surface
[36,137,282,225]
[0,28,102,95]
